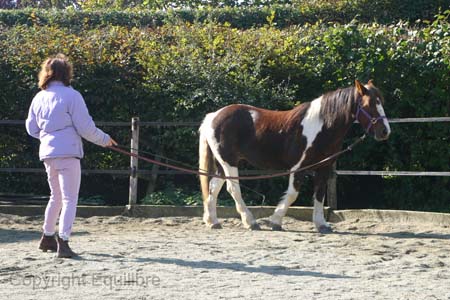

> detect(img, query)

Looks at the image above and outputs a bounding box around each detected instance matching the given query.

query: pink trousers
[43,157,81,241]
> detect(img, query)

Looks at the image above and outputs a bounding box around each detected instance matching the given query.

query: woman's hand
[106,138,118,147]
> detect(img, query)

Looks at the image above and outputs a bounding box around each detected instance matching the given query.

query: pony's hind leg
[223,165,260,230]
[203,177,225,229]
[269,173,301,231]
[313,166,332,233]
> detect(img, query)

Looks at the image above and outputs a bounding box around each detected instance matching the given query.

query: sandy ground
[1,213,450,300]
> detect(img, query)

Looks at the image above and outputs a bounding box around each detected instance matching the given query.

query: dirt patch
[1,213,450,300]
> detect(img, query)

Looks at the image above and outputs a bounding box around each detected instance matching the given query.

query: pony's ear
[355,79,368,96]
[368,79,375,86]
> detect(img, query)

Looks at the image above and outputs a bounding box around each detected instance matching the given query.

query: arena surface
[1,213,449,300]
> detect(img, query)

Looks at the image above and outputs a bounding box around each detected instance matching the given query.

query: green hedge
[0,11,449,210]
[1,0,450,29]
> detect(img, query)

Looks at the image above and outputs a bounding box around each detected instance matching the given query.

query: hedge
[0,11,449,211]
[1,0,450,29]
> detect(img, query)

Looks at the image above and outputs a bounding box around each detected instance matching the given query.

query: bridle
[355,100,386,133]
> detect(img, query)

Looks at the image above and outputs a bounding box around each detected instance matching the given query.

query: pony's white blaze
[376,102,391,136]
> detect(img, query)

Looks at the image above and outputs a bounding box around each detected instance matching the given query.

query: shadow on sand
[133,257,354,279]
[281,227,450,240]
[0,228,90,244]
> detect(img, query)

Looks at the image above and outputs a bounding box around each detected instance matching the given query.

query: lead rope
[112,144,267,205]
[108,133,366,181]
[108,134,366,206]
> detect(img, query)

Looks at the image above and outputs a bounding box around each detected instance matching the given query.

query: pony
[198,80,391,233]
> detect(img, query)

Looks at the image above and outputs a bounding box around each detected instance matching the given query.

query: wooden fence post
[128,117,139,206]
[327,162,338,210]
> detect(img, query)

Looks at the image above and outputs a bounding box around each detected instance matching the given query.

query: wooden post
[327,162,338,210]
[128,117,139,206]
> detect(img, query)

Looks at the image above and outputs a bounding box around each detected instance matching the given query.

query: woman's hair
[38,54,73,90]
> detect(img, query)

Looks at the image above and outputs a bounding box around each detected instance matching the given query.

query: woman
[26,54,117,258]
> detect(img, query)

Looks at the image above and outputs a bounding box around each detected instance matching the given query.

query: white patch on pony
[203,177,225,226]
[199,107,256,229]
[269,174,299,226]
[290,96,324,171]
[223,163,256,228]
[313,197,330,229]
[270,97,324,227]
[376,100,391,136]
[249,110,259,123]
[199,108,226,227]
[301,97,324,149]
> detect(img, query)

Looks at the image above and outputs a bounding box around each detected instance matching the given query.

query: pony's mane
[320,86,356,128]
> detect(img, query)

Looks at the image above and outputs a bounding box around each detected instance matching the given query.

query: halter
[355,101,386,133]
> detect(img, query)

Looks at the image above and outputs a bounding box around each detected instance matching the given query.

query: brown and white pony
[198,80,391,233]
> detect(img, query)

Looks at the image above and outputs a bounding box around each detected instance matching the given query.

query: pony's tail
[199,132,215,203]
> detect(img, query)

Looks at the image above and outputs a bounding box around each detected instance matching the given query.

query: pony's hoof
[249,223,261,231]
[210,223,222,229]
[318,225,333,234]
[271,223,283,231]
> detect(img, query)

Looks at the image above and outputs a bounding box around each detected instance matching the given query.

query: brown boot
[56,235,77,258]
[38,233,57,252]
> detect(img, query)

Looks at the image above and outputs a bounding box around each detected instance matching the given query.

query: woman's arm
[25,100,40,139]
[69,92,111,147]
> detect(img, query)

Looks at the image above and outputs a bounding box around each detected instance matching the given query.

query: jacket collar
[48,81,65,87]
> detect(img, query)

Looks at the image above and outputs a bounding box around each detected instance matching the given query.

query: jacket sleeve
[69,92,110,147]
[25,100,40,139]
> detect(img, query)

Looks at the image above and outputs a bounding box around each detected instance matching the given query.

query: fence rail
[1,117,449,209]
[2,117,450,127]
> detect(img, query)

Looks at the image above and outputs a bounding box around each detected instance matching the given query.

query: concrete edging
[124,205,318,221]
[329,209,450,226]
[0,205,319,221]
[0,205,126,218]
[1,205,449,225]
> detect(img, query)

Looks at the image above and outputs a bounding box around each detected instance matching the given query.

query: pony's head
[354,80,391,141]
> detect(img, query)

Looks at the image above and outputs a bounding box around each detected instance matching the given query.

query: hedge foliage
[1,0,450,29]
[0,8,449,211]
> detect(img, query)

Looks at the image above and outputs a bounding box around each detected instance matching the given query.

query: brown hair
[38,54,73,90]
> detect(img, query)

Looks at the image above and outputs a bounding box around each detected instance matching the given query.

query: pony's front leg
[203,177,225,229]
[225,166,260,230]
[269,173,301,231]
[313,167,333,233]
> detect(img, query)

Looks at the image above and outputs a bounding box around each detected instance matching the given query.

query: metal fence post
[327,162,338,210]
[128,117,139,206]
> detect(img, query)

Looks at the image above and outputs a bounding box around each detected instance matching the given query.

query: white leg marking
[203,178,225,226]
[313,196,330,230]
[223,165,256,229]
[270,174,298,226]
